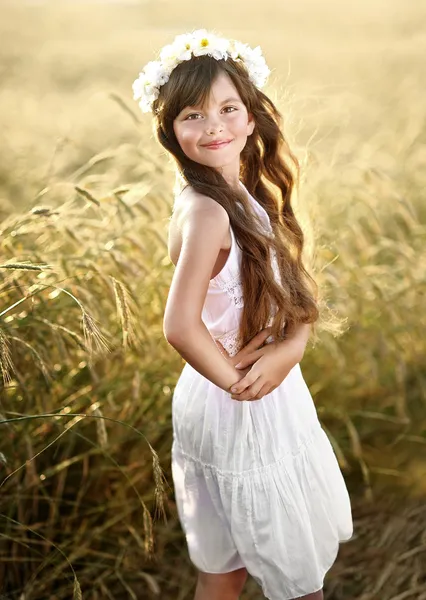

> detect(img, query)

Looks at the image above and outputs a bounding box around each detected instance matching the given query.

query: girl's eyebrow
[219,97,242,104]
[183,97,242,111]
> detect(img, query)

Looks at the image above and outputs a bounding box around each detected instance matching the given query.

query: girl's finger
[235,350,262,369]
[231,375,262,400]
[230,380,250,396]
[245,327,272,352]
[237,381,264,402]
[230,374,256,396]
[232,327,272,364]
[252,382,272,400]
[234,329,270,362]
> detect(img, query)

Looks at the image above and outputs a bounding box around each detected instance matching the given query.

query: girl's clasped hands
[216,327,301,402]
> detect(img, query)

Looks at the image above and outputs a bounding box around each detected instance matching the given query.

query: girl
[133,30,353,600]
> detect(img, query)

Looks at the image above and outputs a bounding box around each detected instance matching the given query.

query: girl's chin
[196,155,240,170]
[202,161,236,172]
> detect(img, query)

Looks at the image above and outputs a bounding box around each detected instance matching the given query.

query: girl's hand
[228,341,302,401]
[215,327,273,376]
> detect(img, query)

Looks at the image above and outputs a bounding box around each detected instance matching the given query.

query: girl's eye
[184,107,237,120]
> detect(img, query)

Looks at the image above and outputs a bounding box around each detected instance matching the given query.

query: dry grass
[0,0,425,598]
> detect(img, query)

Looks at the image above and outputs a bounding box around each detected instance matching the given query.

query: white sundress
[171,182,353,600]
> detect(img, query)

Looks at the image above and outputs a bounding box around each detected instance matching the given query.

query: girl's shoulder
[168,186,230,269]
[172,185,229,229]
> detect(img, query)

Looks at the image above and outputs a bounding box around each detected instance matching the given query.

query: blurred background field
[0,0,425,598]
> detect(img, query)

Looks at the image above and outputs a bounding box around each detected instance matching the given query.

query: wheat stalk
[111,276,136,350]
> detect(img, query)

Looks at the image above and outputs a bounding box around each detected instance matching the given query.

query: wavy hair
[153,55,320,348]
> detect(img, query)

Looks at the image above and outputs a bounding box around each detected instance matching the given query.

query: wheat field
[0,1,425,598]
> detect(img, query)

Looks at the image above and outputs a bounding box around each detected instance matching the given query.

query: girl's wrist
[276,337,305,364]
[280,324,311,361]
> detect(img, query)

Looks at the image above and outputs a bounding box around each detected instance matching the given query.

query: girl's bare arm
[279,322,312,361]
[163,191,243,393]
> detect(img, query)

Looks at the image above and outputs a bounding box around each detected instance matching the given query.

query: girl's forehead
[188,73,243,109]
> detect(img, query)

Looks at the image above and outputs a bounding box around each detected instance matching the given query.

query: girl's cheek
[227,114,247,129]
[228,110,244,120]
[180,128,197,143]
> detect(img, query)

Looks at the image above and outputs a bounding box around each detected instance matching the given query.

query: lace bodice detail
[218,276,244,309]
[215,328,242,357]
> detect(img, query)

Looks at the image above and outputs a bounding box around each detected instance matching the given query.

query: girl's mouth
[201,139,233,150]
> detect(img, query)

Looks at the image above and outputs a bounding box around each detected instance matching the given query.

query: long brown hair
[153,54,319,347]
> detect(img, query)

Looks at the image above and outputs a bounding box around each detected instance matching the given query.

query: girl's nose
[206,119,224,135]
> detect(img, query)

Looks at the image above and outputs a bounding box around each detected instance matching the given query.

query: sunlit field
[0,1,425,598]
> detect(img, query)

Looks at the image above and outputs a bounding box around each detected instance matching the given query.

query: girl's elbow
[163,316,196,347]
[163,320,181,346]
[163,309,180,342]
[164,326,183,347]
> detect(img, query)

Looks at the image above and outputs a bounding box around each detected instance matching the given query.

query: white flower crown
[132,29,271,113]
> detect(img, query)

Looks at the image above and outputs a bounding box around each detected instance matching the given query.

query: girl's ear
[247,112,255,136]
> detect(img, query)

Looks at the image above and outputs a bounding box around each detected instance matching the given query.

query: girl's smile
[200,138,234,149]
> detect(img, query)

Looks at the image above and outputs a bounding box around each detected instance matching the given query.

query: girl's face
[173,71,255,185]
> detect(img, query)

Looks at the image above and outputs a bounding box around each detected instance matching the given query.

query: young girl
[133,30,353,600]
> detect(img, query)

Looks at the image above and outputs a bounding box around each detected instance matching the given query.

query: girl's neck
[217,164,241,190]
[174,172,242,195]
